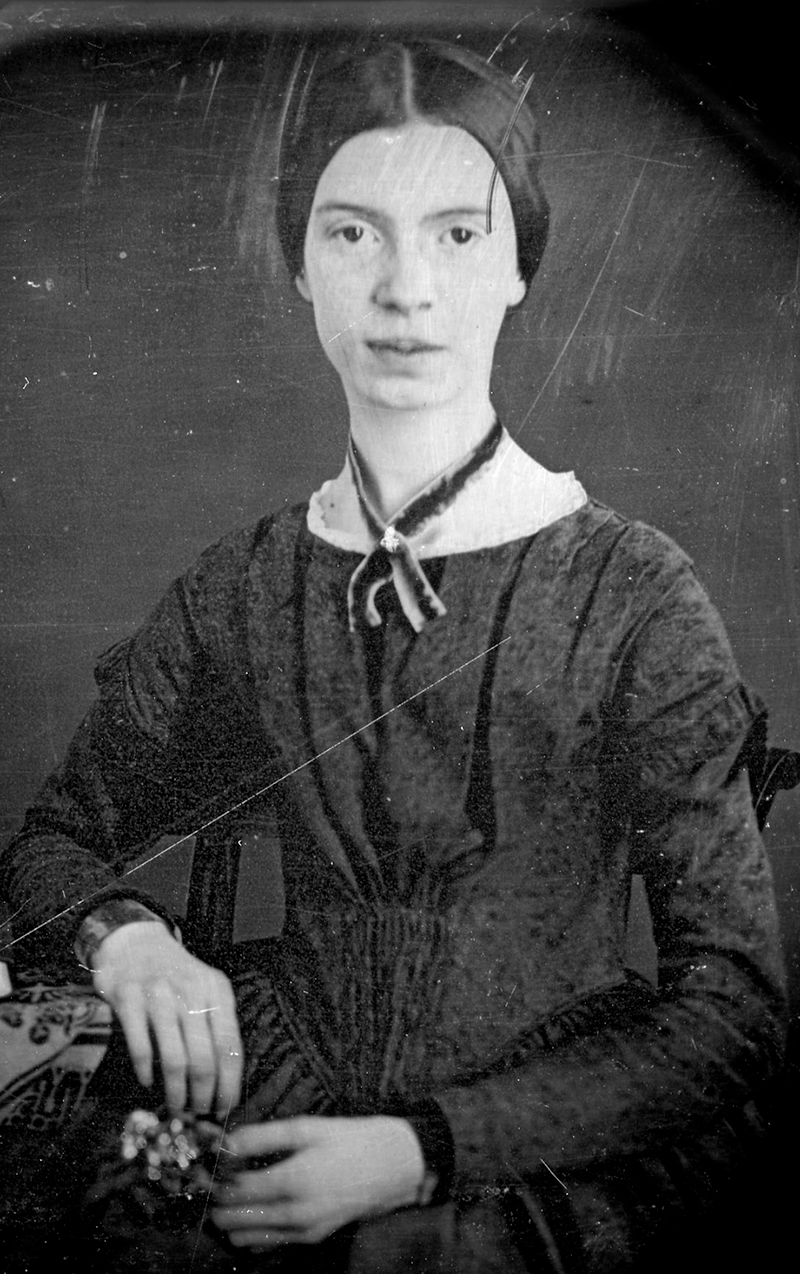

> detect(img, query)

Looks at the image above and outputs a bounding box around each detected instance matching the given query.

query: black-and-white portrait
[1,2,798,1270]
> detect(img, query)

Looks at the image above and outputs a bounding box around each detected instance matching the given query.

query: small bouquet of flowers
[87,1108,231,1223]
[120,1108,227,1194]
[79,1108,260,1269]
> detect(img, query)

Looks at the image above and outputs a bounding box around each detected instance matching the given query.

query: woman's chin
[350,373,468,416]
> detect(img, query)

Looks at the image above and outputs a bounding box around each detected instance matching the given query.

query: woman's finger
[212,1201,303,1231]
[147,981,190,1112]
[208,980,243,1118]
[225,1228,294,1250]
[225,1116,316,1159]
[215,1167,294,1206]
[177,1000,219,1116]
[112,984,154,1089]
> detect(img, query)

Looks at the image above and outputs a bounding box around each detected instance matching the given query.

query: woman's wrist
[74,897,179,969]
[382,1098,455,1207]
[374,1116,429,1210]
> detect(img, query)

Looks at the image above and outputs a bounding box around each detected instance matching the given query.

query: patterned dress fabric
[0,498,786,1271]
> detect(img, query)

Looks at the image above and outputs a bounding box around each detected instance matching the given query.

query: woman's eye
[337,225,366,244]
[448,226,476,245]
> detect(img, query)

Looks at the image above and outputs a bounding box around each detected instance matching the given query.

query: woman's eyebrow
[313,202,488,223]
[427,206,486,222]
[314,201,381,220]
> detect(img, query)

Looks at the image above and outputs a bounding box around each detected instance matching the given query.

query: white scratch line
[192,1090,237,1269]
[0,95,84,124]
[326,310,377,344]
[0,900,30,925]
[202,58,224,128]
[509,150,654,449]
[540,1158,569,1191]
[539,148,690,168]
[2,636,512,954]
[486,10,540,62]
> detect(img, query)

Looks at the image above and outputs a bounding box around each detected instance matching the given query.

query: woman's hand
[91,920,242,1119]
[211,1115,426,1249]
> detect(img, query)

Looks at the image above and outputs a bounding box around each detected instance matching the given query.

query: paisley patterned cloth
[0,983,111,1132]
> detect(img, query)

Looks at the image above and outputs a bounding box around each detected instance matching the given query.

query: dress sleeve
[0,534,256,971]
[429,551,787,1199]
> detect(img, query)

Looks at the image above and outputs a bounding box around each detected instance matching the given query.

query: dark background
[1,3,798,1023]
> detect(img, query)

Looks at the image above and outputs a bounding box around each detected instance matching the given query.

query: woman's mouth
[367,339,443,356]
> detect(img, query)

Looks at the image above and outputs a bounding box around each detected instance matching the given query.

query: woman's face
[297,120,526,415]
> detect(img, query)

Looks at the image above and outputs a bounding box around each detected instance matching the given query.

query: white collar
[307,428,587,557]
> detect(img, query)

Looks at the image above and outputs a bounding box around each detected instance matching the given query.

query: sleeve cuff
[74,896,181,969]
[385,1097,455,1206]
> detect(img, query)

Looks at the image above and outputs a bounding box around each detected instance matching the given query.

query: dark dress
[0,499,786,1271]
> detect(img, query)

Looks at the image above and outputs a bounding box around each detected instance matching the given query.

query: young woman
[0,38,786,1273]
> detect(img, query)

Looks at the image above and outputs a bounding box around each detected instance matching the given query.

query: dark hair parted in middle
[275,39,550,297]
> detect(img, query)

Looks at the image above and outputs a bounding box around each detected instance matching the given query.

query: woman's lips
[367,339,443,355]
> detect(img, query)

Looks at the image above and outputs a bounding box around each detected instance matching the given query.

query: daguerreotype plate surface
[1,3,798,1269]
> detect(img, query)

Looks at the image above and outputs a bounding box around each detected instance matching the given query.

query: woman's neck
[347,400,497,521]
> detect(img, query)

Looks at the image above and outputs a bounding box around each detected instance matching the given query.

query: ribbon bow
[346,419,504,633]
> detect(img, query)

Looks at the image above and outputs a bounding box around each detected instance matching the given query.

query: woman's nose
[372,243,433,313]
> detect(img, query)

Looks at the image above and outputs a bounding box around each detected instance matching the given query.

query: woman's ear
[295,270,312,303]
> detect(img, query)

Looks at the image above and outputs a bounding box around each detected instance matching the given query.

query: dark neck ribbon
[346,418,504,633]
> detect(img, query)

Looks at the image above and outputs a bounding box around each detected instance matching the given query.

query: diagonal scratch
[540,1158,569,1191]
[1,636,512,955]
[539,147,690,168]
[190,1091,237,1270]
[202,59,224,129]
[0,95,77,123]
[486,10,540,63]
[509,148,655,449]
[326,310,377,344]
[79,101,106,295]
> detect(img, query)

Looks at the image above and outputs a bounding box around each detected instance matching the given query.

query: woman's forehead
[310,121,505,216]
